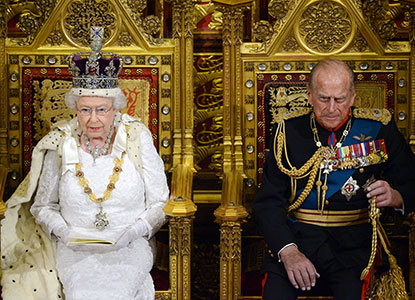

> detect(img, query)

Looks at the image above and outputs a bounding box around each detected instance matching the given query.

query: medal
[320,148,336,174]
[341,176,360,201]
[95,207,109,230]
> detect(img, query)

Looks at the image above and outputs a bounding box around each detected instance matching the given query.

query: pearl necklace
[84,125,114,162]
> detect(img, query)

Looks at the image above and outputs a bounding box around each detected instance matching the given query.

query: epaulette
[353,107,392,125]
[274,107,312,123]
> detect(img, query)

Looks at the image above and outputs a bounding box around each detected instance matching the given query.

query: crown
[67,27,124,90]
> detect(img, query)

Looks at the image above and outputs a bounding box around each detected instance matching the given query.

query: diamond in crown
[67,27,124,90]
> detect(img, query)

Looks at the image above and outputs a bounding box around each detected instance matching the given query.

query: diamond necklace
[75,153,124,230]
[84,125,114,162]
[310,112,352,212]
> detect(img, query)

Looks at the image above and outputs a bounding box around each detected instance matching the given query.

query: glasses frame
[77,106,113,116]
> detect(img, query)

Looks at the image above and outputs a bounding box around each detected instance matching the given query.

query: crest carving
[297,1,353,54]
[63,0,117,47]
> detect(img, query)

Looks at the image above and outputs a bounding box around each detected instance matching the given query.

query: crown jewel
[67,27,124,90]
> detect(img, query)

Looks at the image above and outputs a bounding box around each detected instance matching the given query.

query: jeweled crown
[67,27,124,90]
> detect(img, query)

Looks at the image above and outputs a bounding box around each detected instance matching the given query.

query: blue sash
[296,118,382,209]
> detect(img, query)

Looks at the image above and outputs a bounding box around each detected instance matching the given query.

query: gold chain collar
[310,111,352,150]
[75,153,124,203]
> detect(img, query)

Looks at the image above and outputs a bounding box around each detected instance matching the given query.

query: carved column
[214,0,249,176]
[410,37,415,151]
[406,13,415,298]
[166,2,198,298]
[409,213,415,300]
[220,221,243,299]
[170,0,197,168]
[409,5,415,152]
[0,4,7,278]
[212,1,251,299]
[0,0,7,269]
[0,165,8,277]
[215,171,248,300]
[164,164,197,300]
[0,0,7,166]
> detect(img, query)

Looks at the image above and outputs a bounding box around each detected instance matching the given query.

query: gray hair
[65,88,127,111]
[309,59,355,93]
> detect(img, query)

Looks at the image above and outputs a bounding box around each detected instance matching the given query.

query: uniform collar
[314,108,351,132]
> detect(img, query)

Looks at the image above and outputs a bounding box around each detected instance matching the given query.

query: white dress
[30,126,169,300]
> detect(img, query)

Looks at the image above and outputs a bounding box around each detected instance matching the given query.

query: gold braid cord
[273,121,325,212]
[274,119,407,299]
[360,196,408,300]
[360,195,379,280]
[374,222,408,299]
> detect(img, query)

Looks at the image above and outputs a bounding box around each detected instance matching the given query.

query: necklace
[84,125,114,162]
[310,112,352,212]
[310,112,352,151]
[75,153,124,230]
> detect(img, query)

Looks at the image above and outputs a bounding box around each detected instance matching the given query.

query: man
[253,59,415,300]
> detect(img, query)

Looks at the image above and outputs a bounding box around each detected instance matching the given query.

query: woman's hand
[55,227,105,252]
[113,229,134,249]
[113,220,149,249]
[54,226,71,244]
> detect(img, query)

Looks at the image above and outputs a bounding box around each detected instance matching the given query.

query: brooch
[341,176,360,201]
[353,134,372,142]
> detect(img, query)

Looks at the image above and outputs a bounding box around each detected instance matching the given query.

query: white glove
[53,226,70,244]
[114,219,149,249]
[130,219,149,239]
[54,226,105,252]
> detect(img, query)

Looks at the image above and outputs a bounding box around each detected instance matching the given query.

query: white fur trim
[68,87,125,98]
[65,88,127,110]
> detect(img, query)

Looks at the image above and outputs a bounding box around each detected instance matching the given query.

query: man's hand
[279,245,320,291]
[366,180,403,208]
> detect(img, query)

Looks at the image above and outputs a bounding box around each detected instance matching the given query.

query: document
[67,229,122,246]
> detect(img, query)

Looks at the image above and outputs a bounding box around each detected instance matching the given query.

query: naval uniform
[252,107,415,300]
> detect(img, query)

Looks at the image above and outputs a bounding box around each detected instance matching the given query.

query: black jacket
[252,109,415,275]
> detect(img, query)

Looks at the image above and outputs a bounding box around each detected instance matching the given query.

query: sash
[291,208,369,226]
[296,118,382,209]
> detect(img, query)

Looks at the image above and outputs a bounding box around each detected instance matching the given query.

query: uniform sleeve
[30,150,67,238]
[252,124,296,257]
[381,119,415,214]
[136,128,169,238]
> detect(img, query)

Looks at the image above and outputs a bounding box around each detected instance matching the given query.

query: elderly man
[253,59,415,300]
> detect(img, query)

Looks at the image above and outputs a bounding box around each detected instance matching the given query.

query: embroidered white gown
[31,128,169,300]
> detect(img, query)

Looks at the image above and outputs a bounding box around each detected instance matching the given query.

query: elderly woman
[1,30,168,300]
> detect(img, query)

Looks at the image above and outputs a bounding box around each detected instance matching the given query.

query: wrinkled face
[307,67,355,129]
[76,96,116,139]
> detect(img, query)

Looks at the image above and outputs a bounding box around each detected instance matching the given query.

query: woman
[1,31,169,300]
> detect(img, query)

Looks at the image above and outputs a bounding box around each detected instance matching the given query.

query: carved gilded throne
[1,0,415,300]
[0,1,197,299]
[234,0,415,299]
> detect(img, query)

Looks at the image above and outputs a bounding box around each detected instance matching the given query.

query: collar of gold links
[75,152,124,203]
[273,111,352,214]
[310,111,352,149]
